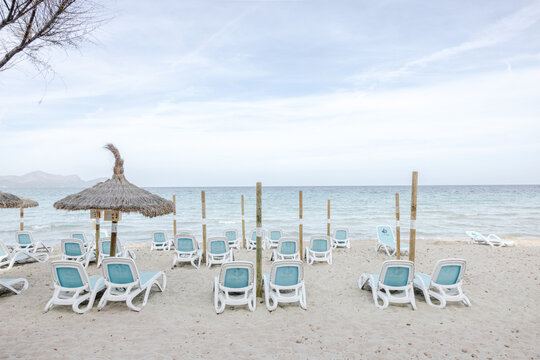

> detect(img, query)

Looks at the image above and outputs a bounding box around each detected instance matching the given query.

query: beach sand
[1,238,539,359]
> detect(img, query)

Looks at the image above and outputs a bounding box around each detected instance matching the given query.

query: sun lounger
[44,260,105,314]
[263,260,306,311]
[414,258,471,308]
[359,260,416,310]
[98,257,166,312]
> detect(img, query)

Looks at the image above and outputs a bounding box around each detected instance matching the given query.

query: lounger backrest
[177,229,193,236]
[70,232,87,244]
[100,230,108,238]
[223,229,238,243]
[0,241,10,260]
[270,260,303,286]
[99,237,121,256]
[102,257,139,286]
[378,260,414,289]
[278,237,298,255]
[219,261,254,289]
[377,226,395,245]
[269,230,282,241]
[431,258,466,286]
[176,235,197,252]
[16,231,34,247]
[310,236,330,252]
[334,228,348,240]
[61,238,85,257]
[153,231,167,244]
[208,237,229,255]
[51,260,89,289]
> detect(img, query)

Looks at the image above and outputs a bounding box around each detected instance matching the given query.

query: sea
[1,185,539,246]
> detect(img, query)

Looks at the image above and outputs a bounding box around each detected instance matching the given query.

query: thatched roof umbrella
[0,190,39,231]
[54,144,174,257]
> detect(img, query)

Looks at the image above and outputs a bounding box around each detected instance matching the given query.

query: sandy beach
[1,238,538,359]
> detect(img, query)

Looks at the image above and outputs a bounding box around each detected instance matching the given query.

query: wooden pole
[299,190,303,261]
[19,206,24,231]
[409,171,418,262]
[395,193,401,260]
[173,195,177,239]
[256,182,262,298]
[95,216,100,259]
[202,190,207,262]
[327,199,331,236]
[110,220,118,257]
[241,194,246,249]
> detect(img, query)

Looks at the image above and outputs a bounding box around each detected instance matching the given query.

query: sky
[1,0,539,186]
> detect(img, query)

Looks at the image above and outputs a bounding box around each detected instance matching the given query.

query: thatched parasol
[54,144,174,257]
[0,190,39,230]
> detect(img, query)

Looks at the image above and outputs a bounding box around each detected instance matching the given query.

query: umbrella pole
[299,190,303,261]
[409,171,418,262]
[256,182,262,298]
[395,193,401,260]
[327,199,331,236]
[19,206,24,231]
[95,217,100,259]
[110,220,118,257]
[241,194,246,249]
[201,191,206,262]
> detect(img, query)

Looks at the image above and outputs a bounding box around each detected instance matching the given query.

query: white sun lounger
[214,261,256,314]
[414,258,471,308]
[171,235,202,269]
[305,235,332,265]
[266,229,283,249]
[263,260,306,311]
[96,237,136,268]
[0,277,28,295]
[359,260,416,310]
[271,237,300,261]
[0,240,48,271]
[247,228,266,250]
[206,237,234,267]
[223,229,241,249]
[466,231,515,247]
[376,225,409,256]
[44,260,106,314]
[70,232,94,251]
[151,230,170,251]
[332,227,351,249]
[15,231,53,253]
[61,238,96,269]
[98,257,166,312]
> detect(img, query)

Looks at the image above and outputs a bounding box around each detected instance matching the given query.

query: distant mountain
[0,171,107,188]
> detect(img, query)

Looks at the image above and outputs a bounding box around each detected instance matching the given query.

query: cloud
[352,2,540,84]
[1,66,539,186]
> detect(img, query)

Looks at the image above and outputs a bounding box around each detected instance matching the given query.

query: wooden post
[173,195,177,239]
[299,190,303,260]
[19,206,24,231]
[409,171,418,262]
[395,193,401,260]
[202,191,207,262]
[327,199,331,236]
[95,216,100,259]
[256,182,262,298]
[241,195,246,249]
[110,220,118,257]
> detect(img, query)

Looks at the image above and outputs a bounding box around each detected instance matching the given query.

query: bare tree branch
[0,0,107,72]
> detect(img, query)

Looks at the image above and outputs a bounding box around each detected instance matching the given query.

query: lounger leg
[300,283,307,310]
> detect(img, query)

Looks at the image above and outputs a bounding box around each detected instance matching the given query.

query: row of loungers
[151,228,351,251]
[0,229,472,314]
